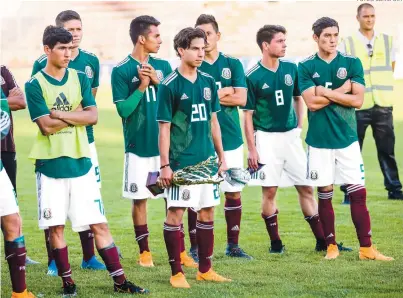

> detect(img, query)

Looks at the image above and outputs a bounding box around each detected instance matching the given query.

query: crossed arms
[301,79,365,112]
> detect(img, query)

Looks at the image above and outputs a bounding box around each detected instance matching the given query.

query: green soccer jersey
[0,89,11,170]
[32,49,100,143]
[243,60,299,132]
[157,69,221,171]
[25,69,95,178]
[111,55,172,158]
[198,52,246,151]
[298,52,365,149]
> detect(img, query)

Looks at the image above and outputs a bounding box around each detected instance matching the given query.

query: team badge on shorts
[85,66,94,78]
[182,189,191,201]
[336,67,347,79]
[284,74,293,86]
[259,171,266,180]
[43,208,52,220]
[221,68,232,79]
[130,183,138,193]
[156,70,164,81]
[204,87,212,100]
[0,76,4,85]
[310,170,318,180]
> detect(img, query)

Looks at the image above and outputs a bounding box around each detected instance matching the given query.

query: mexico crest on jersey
[204,87,211,100]
[182,189,191,201]
[221,68,231,80]
[0,76,5,85]
[310,170,318,180]
[85,66,94,79]
[43,208,52,220]
[284,74,293,86]
[336,67,347,79]
[156,70,164,81]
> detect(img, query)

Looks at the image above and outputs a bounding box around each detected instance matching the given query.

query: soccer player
[242,25,332,254]
[1,90,35,298]
[298,17,393,260]
[157,27,231,288]
[195,14,251,260]
[111,16,195,268]
[1,65,40,266]
[31,10,104,275]
[25,25,148,295]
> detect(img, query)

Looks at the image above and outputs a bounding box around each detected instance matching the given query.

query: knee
[225,192,240,200]
[298,186,314,199]
[262,187,276,201]
[166,208,185,226]
[90,223,109,236]
[49,225,65,240]
[198,207,214,222]
[2,214,21,241]
[318,186,333,193]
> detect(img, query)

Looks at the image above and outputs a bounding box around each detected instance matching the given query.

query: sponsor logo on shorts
[259,171,266,180]
[43,208,52,220]
[130,183,138,193]
[221,68,232,79]
[156,70,164,81]
[85,66,94,78]
[203,87,211,100]
[182,189,191,201]
[336,67,347,79]
[284,74,293,86]
[310,170,318,180]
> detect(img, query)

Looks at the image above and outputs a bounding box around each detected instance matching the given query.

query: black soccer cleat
[114,280,149,295]
[269,240,285,254]
[315,240,352,252]
[62,283,77,297]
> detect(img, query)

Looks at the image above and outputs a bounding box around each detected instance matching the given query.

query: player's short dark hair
[312,17,339,37]
[43,25,73,49]
[129,15,161,45]
[195,14,219,33]
[55,10,81,27]
[256,25,287,51]
[357,3,374,15]
[174,27,207,57]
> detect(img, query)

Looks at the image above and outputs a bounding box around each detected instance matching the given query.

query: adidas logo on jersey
[231,225,240,231]
[312,72,320,78]
[181,93,189,100]
[132,76,139,83]
[53,92,72,112]
[262,83,270,89]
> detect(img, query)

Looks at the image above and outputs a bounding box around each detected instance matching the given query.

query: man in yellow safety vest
[339,3,402,200]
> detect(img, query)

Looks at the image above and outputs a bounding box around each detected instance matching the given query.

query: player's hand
[8,87,24,97]
[159,166,173,188]
[247,148,260,171]
[341,79,352,94]
[218,158,228,175]
[49,109,61,119]
[137,65,151,91]
[141,64,160,85]
[217,87,234,99]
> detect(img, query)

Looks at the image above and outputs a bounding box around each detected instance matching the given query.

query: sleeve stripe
[83,104,96,109]
[351,81,365,87]
[233,87,247,89]
[156,119,171,123]
[32,113,49,122]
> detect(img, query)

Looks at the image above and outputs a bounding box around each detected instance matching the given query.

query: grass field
[1,81,403,298]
